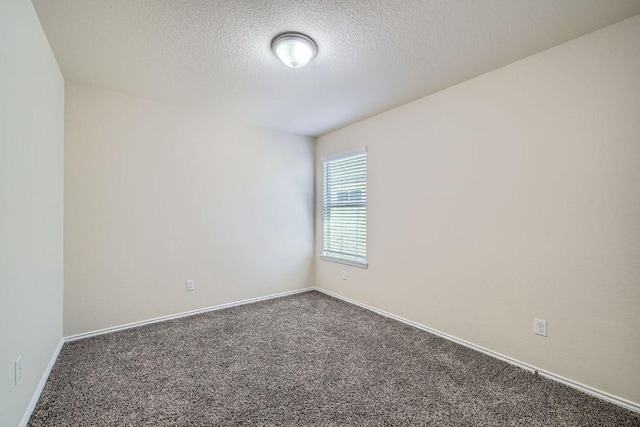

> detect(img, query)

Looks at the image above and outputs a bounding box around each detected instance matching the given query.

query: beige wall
[316,15,640,404]
[0,0,65,425]
[64,82,315,336]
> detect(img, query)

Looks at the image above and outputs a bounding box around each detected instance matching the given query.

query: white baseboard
[65,287,314,342]
[19,337,65,427]
[312,286,640,414]
[20,286,639,424]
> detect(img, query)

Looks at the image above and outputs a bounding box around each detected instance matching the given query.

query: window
[321,147,367,268]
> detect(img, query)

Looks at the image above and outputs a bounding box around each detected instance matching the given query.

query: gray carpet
[30,291,639,426]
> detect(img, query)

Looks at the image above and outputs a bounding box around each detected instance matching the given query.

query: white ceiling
[32,0,640,137]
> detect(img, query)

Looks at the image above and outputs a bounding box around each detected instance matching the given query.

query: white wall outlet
[186,280,195,291]
[15,357,22,385]
[534,318,547,336]
[342,271,347,280]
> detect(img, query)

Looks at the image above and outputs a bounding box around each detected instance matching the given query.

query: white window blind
[322,147,367,267]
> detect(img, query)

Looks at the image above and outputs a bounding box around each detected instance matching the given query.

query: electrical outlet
[534,318,547,337]
[15,357,22,385]
[186,280,195,291]
[342,271,347,280]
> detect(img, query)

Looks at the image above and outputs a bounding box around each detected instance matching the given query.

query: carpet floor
[30,291,639,426]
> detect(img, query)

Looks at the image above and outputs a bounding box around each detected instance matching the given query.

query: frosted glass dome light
[271,32,317,68]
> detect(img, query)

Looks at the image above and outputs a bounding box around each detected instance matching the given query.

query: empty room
[2,0,640,425]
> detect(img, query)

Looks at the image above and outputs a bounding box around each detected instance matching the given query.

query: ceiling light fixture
[271,32,317,68]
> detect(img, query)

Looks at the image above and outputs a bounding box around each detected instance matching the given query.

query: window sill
[320,256,368,269]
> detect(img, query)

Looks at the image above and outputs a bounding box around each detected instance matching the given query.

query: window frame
[320,147,368,269]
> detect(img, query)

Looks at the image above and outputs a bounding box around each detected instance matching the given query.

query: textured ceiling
[32,0,640,136]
